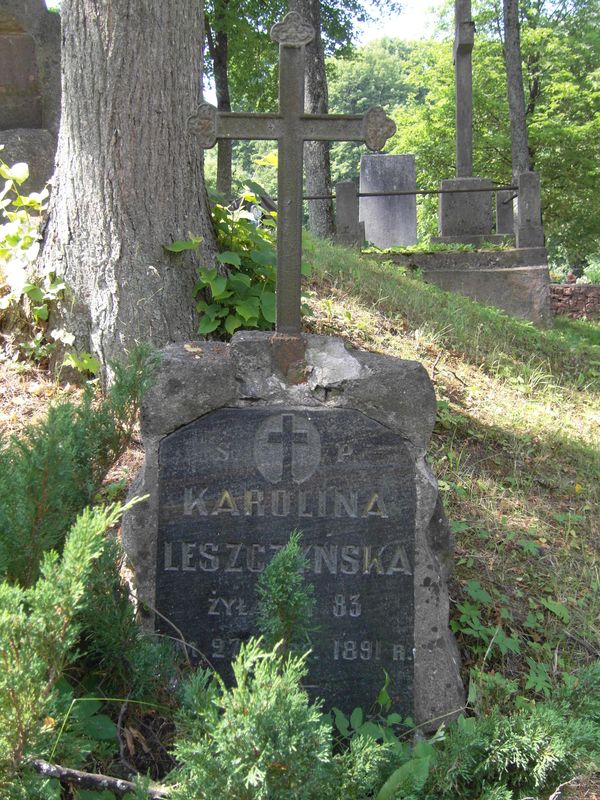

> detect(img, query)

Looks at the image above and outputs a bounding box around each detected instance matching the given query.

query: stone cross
[191,12,396,334]
[454,0,475,178]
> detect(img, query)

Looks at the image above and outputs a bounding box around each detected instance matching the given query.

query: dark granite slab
[156,406,416,715]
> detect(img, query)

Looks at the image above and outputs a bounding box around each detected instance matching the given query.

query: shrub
[0,345,159,586]
[0,503,132,799]
[171,639,391,800]
[256,530,315,654]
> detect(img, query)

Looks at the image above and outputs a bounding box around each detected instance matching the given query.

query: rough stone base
[123,333,464,729]
[372,248,553,326]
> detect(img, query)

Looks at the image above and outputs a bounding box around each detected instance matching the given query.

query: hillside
[304,238,599,690]
[0,236,598,797]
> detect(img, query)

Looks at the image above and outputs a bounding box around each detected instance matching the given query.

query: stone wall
[550,284,600,320]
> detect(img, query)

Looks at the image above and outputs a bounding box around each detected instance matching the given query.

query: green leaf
[79,713,117,741]
[250,248,276,267]
[260,292,276,323]
[209,275,228,298]
[376,670,391,709]
[224,314,243,335]
[301,260,312,277]
[198,267,218,282]
[235,297,260,321]
[163,236,202,253]
[33,304,49,321]
[217,251,242,267]
[375,757,431,800]
[332,707,350,738]
[198,315,221,334]
[244,179,269,197]
[465,580,493,605]
[0,162,29,184]
[386,713,403,725]
[63,352,101,375]
[540,597,571,624]
[350,707,364,731]
[72,698,103,720]
[78,792,116,800]
[229,272,252,289]
[358,721,384,740]
[23,284,45,303]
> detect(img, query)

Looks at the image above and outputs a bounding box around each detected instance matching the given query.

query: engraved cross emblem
[268,414,309,482]
[254,412,321,484]
[191,11,396,334]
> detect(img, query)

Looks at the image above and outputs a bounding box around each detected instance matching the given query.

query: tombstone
[437,177,494,240]
[496,189,515,236]
[359,154,417,248]
[124,334,465,725]
[123,13,463,728]
[335,181,365,247]
[436,0,495,243]
[516,171,544,248]
[0,0,61,191]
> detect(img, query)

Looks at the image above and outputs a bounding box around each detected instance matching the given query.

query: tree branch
[31,760,171,798]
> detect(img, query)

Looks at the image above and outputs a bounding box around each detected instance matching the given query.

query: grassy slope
[303,234,600,690]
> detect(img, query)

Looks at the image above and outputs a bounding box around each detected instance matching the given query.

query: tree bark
[39,0,216,371]
[206,1,233,197]
[503,0,532,180]
[289,0,335,238]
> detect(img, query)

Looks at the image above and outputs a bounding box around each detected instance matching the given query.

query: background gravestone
[0,0,61,191]
[123,332,465,727]
[359,154,417,248]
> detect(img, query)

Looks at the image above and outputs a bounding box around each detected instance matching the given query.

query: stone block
[370,248,553,326]
[516,171,544,249]
[335,181,365,247]
[438,177,493,237]
[123,333,464,728]
[359,154,417,248]
[0,128,55,191]
[0,0,61,137]
[496,190,515,235]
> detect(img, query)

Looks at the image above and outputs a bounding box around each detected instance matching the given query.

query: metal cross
[191,11,396,334]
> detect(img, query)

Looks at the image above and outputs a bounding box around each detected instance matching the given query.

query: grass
[0,232,598,792]
[303,233,600,690]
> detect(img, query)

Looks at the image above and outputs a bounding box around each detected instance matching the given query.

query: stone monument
[0,0,61,191]
[335,181,365,248]
[359,154,418,248]
[123,13,464,726]
[436,0,497,244]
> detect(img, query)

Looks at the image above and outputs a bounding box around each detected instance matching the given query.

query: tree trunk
[39,0,216,371]
[503,0,532,180]
[206,1,233,198]
[289,0,335,238]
